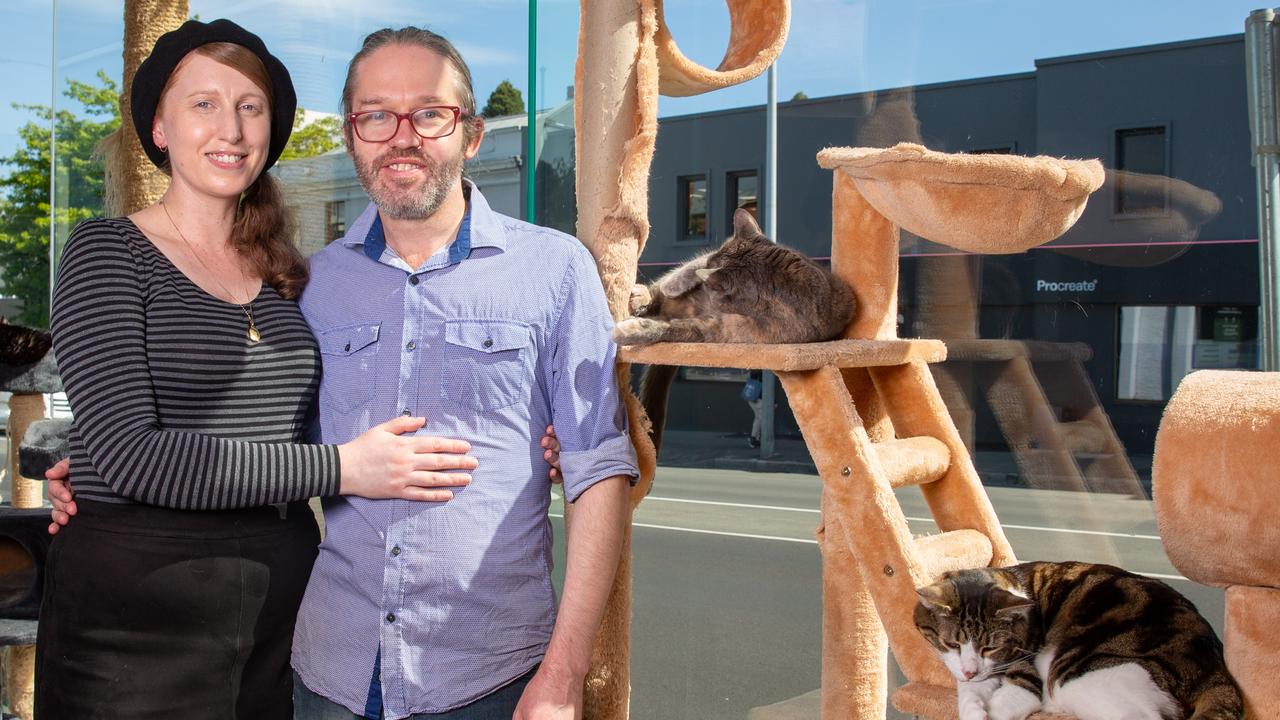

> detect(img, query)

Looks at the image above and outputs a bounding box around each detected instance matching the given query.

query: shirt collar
[338,179,507,260]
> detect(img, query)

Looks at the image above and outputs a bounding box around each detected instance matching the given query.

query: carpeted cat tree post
[1154,370,1280,720]
[571,0,789,716]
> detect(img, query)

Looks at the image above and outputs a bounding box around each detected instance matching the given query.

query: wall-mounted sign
[1035,278,1099,293]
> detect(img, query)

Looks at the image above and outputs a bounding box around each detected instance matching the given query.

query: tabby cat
[612,208,855,450]
[914,562,1242,720]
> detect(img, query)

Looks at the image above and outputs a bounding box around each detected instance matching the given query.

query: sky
[0,0,1270,162]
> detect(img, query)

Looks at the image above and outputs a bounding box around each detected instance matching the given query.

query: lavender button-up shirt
[291,185,638,718]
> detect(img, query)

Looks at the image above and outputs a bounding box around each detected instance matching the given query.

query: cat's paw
[628,285,654,315]
[613,317,666,346]
[957,678,999,720]
[987,684,1040,720]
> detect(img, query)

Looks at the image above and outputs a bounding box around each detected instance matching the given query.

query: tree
[0,71,120,327]
[791,91,809,101]
[279,108,343,161]
[482,80,525,118]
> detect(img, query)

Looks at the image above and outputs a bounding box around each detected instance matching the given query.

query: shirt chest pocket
[317,322,381,412]
[440,320,535,412]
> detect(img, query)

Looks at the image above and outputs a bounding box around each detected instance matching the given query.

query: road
[550,465,1223,720]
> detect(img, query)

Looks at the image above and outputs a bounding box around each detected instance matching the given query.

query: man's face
[347,44,483,220]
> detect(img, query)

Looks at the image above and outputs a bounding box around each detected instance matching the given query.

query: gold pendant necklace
[160,200,261,344]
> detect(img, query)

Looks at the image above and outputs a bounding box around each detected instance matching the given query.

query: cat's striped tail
[638,364,679,454]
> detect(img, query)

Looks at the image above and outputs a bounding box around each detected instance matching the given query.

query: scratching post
[1154,370,1280,719]
[573,2,788,716]
[102,0,187,217]
[3,389,42,720]
[0,325,61,720]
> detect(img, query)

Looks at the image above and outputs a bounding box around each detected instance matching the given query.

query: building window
[727,170,759,229]
[1114,126,1168,214]
[325,200,347,243]
[1116,305,1256,401]
[679,175,708,241]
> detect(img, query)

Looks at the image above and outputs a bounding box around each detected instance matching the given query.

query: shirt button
[391,545,401,556]
[401,408,411,416]
[482,338,494,348]
[409,275,420,286]
[386,613,396,623]
[406,341,416,351]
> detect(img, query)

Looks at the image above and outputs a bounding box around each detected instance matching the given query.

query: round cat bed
[656,0,790,97]
[817,143,1104,253]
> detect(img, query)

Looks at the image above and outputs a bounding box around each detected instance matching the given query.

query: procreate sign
[1035,278,1099,294]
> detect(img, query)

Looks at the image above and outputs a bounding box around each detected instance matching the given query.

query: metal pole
[760,63,778,458]
[1247,8,1280,370]
[525,0,537,222]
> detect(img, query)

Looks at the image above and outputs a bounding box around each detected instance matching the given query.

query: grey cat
[614,209,854,346]
[614,209,855,450]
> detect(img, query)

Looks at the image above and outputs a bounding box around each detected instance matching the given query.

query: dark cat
[914,562,1242,720]
[614,209,854,346]
[613,208,855,451]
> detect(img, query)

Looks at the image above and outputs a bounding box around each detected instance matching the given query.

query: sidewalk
[656,430,1154,495]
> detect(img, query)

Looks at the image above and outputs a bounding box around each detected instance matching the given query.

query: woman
[36,19,560,718]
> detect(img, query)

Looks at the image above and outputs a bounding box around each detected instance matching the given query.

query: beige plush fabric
[654,0,790,97]
[1154,370,1280,720]
[819,143,1105,253]
[619,338,945,370]
[1154,370,1280,589]
[573,2,788,717]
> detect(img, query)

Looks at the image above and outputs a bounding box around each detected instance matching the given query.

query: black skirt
[35,499,320,720]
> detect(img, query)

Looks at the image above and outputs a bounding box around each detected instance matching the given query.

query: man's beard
[355,145,466,220]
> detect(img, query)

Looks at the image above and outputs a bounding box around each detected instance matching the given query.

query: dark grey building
[626,34,1255,454]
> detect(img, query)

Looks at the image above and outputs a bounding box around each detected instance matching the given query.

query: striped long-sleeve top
[51,217,340,509]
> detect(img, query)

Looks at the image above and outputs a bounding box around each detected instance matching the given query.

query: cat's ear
[732,208,765,242]
[915,583,954,613]
[991,588,1035,618]
[696,268,725,292]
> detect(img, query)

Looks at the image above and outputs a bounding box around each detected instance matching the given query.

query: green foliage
[0,71,120,327]
[280,108,343,161]
[791,91,809,101]
[481,80,525,119]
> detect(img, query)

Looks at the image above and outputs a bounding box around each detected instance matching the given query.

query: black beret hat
[131,18,297,171]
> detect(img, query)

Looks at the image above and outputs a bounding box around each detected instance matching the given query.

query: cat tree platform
[620,338,945,370]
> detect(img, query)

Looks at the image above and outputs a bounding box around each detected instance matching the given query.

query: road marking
[639,495,1162,541]
[549,514,1188,581]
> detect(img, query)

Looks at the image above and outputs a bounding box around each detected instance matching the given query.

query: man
[50,25,636,720]
[289,27,636,720]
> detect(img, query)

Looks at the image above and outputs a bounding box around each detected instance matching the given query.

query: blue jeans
[293,667,537,720]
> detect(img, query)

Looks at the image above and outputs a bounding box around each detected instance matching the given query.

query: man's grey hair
[342,27,483,144]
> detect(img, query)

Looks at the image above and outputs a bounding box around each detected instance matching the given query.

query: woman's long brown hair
[159,42,307,300]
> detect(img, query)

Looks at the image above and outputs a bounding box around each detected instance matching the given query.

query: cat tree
[572,10,1107,715]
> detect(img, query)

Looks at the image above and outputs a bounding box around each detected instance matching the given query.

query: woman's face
[152,52,272,201]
